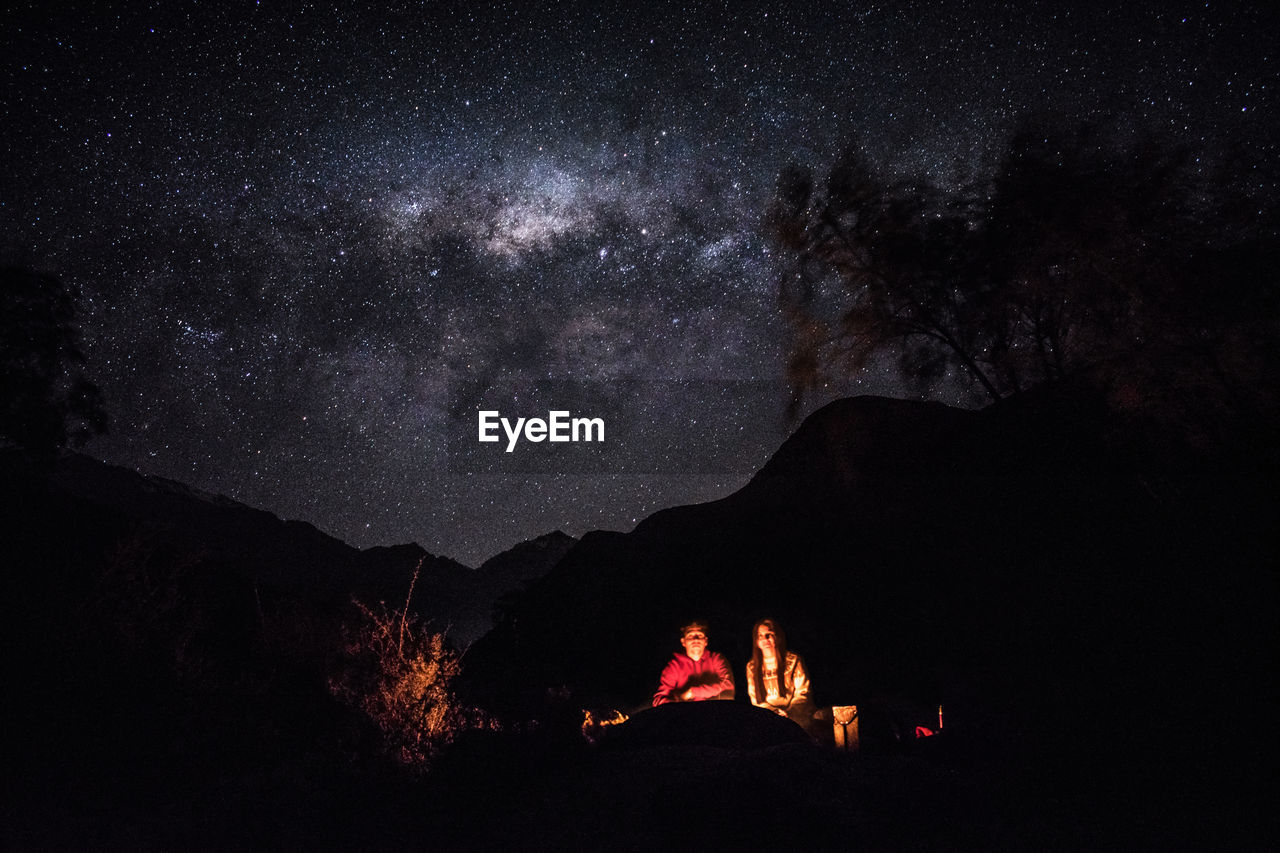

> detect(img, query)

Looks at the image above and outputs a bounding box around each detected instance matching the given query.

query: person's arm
[784,654,810,708]
[653,657,685,706]
[685,652,734,701]
[746,660,762,707]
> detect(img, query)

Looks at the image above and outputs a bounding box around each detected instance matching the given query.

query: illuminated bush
[328,594,474,769]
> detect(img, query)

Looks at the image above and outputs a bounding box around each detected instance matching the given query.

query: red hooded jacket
[652,651,736,705]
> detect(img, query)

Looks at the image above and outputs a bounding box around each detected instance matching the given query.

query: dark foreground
[6,698,1272,851]
[4,383,1275,850]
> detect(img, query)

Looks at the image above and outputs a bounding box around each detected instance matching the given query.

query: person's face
[756,625,777,655]
[681,630,708,660]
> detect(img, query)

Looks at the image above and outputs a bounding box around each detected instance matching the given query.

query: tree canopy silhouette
[768,121,1279,434]
[0,266,107,458]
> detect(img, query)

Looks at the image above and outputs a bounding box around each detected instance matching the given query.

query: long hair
[750,618,790,702]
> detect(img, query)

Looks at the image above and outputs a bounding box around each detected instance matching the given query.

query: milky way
[3,1,1273,564]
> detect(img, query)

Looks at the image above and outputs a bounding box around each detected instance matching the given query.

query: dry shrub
[91,531,206,681]
[328,595,478,769]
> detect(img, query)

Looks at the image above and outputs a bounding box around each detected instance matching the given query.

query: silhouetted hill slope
[459,386,1276,836]
[460,395,993,713]
[478,530,577,588]
[359,531,575,647]
[0,450,579,849]
[2,451,572,646]
[43,451,364,594]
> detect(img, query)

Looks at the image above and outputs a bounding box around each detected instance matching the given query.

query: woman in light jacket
[746,618,814,729]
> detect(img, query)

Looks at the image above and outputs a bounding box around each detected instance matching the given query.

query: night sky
[3,1,1273,565]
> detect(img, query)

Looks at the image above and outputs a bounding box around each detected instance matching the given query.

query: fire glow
[581,709,629,744]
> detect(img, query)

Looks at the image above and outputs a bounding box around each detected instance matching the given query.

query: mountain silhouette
[2,449,575,647]
[2,386,1273,849]
[458,386,1275,802]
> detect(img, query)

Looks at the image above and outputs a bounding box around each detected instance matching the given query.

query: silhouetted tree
[768,121,1279,430]
[770,155,997,411]
[0,266,107,457]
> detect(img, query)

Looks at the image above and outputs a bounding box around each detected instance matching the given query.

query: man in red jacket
[652,620,736,706]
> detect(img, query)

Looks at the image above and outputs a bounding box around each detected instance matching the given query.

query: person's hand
[680,688,695,701]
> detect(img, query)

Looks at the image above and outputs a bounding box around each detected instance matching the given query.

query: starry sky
[3,1,1273,565]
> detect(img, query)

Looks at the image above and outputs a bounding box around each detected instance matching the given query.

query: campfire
[581,709,630,744]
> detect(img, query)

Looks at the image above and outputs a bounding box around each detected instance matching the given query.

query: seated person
[745,618,814,728]
[652,620,736,705]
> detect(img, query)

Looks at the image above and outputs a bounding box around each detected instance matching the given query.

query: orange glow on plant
[328,592,481,769]
[581,708,629,744]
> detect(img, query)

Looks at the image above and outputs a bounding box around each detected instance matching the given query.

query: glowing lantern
[832,704,859,751]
